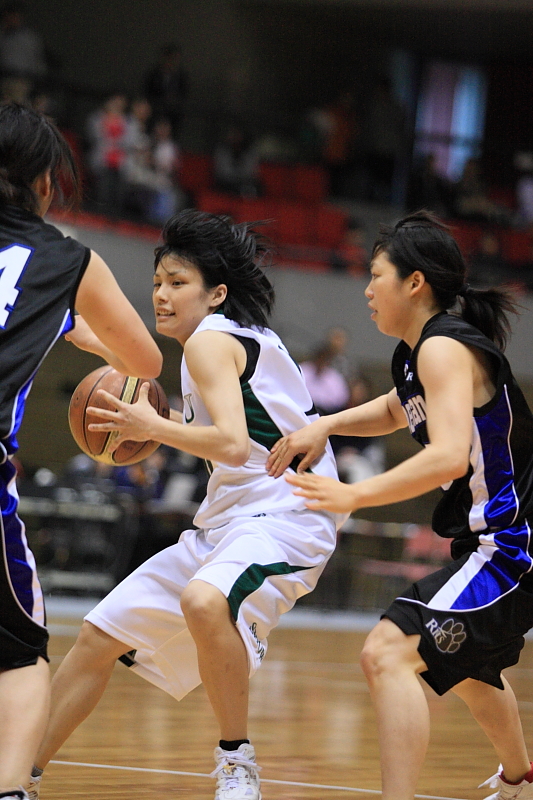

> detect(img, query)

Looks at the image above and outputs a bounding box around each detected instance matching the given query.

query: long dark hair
[372,210,517,350]
[154,209,275,328]
[0,101,81,213]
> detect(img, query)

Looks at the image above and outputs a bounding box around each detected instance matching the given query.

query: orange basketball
[68,365,170,466]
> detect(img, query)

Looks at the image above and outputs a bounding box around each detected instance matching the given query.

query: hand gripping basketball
[68,365,169,466]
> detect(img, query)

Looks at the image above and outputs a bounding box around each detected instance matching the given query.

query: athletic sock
[31,767,43,779]
[502,762,533,785]
[219,738,250,751]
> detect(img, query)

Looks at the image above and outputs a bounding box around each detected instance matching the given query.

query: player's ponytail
[457,283,516,351]
[0,101,81,213]
[155,210,275,328]
[373,210,518,350]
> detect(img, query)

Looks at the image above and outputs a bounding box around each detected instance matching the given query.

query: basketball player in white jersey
[29,210,346,800]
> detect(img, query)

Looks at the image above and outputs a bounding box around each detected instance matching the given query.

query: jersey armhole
[69,246,91,318]
[231,334,260,384]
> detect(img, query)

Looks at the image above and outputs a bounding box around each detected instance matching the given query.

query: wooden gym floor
[42,605,533,800]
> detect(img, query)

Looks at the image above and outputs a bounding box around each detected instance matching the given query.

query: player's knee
[360,620,412,683]
[181,580,228,631]
[74,620,128,664]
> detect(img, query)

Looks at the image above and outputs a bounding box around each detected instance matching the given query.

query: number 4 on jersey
[0,244,33,327]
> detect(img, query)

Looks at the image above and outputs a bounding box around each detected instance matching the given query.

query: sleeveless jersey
[391,311,533,546]
[180,312,342,529]
[0,205,90,458]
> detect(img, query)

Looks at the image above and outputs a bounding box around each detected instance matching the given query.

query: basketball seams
[68,367,169,466]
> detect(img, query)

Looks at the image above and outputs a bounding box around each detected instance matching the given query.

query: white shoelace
[210,751,261,789]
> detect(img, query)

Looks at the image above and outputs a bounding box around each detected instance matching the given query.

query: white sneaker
[480,764,533,800]
[26,775,40,800]
[0,789,29,800]
[211,743,261,800]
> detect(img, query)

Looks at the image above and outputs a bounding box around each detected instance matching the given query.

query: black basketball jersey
[0,204,90,458]
[391,311,533,542]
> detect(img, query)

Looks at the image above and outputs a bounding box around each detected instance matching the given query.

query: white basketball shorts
[85,509,336,700]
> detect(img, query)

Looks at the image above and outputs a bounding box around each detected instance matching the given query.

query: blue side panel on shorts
[1,459,35,615]
[475,390,518,529]
[450,523,532,610]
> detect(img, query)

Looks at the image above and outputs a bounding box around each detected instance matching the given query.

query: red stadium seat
[293,165,329,203]
[274,201,313,245]
[178,153,213,197]
[314,204,348,248]
[500,229,533,263]
[259,162,292,199]
[196,190,238,217]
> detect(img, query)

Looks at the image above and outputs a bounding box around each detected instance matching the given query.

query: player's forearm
[350,444,469,510]
[322,395,401,437]
[147,416,250,466]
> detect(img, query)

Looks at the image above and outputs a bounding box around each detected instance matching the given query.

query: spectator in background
[323,326,351,380]
[363,76,407,203]
[0,1,46,103]
[86,92,128,216]
[407,152,453,217]
[123,96,159,220]
[213,124,260,197]
[468,230,510,288]
[150,116,185,220]
[320,90,360,197]
[144,43,188,138]
[300,338,351,416]
[454,157,510,225]
[126,97,152,154]
[124,113,183,225]
[514,151,533,229]
[331,376,386,484]
[330,217,368,276]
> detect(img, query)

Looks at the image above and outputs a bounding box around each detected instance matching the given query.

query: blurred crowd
[2,2,533,290]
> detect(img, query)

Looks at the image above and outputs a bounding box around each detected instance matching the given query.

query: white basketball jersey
[181,313,342,529]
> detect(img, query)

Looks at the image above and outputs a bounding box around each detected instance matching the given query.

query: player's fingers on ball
[86,405,119,420]
[96,388,122,406]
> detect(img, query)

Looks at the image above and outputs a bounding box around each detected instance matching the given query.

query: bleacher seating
[179,153,347,269]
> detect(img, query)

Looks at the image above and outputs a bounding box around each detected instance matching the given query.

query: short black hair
[154,210,275,329]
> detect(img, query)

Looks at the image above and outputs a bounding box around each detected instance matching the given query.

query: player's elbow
[438,449,470,482]
[128,351,163,380]
[224,439,251,467]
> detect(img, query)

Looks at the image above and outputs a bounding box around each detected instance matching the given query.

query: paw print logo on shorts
[436,619,467,653]
[426,617,467,653]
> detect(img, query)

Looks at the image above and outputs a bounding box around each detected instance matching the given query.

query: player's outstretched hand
[267,419,330,478]
[87,383,160,450]
[285,472,358,514]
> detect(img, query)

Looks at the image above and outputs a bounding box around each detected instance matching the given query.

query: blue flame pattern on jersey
[474,388,519,529]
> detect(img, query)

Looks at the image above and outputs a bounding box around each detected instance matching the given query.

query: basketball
[68,365,170,466]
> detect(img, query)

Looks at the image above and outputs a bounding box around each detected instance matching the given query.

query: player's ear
[409,270,426,295]
[33,169,54,215]
[210,283,227,309]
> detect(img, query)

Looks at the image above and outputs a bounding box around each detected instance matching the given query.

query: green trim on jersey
[227,561,312,620]
[241,380,305,472]
[241,380,282,449]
